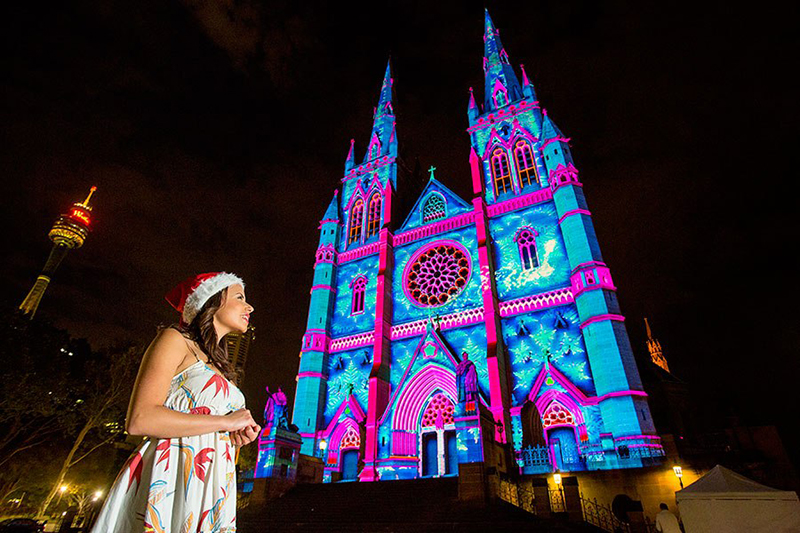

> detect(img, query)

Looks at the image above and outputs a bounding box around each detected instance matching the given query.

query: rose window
[404,242,470,307]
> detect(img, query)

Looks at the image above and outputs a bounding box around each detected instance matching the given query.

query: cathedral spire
[345,139,355,172]
[483,9,522,112]
[363,59,397,164]
[645,318,670,373]
[467,87,480,124]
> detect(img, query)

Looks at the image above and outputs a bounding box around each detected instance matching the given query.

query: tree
[0,312,83,468]
[37,344,140,518]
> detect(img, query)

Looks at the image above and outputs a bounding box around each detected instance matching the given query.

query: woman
[92,272,261,533]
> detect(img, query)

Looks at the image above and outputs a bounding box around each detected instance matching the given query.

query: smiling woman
[90,272,260,533]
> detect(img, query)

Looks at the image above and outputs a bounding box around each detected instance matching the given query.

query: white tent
[676,465,800,533]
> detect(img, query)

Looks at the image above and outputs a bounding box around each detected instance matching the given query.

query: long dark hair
[170,288,236,381]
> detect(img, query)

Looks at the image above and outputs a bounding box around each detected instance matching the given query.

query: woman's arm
[125,328,256,439]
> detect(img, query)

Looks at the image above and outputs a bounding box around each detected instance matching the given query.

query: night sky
[3,2,798,453]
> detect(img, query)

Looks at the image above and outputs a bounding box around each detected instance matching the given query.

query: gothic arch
[393,364,457,432]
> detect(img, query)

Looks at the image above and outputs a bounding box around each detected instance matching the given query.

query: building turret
[293,190,340,454]
[19,186,97,318]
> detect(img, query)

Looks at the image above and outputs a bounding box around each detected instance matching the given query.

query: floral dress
[92,359,245,533]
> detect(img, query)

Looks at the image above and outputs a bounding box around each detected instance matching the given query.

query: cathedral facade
[289,11,663,483]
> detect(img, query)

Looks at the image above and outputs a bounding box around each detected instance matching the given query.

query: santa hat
[165,272,245,324]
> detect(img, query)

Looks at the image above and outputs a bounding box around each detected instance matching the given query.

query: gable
[398,178,472,232]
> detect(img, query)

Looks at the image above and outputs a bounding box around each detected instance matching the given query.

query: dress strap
[182,336,204,363]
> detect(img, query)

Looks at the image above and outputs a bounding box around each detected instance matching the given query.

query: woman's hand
[230,423,261,447]
[223,409,257,433]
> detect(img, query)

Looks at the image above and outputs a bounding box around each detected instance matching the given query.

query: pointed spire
[375,59,393,119]
[644,318,669,373]
[520,64,537,100]
[363,59,397,164]
[323,190,339,221]
[467,87,480,124]
[80,186,97,209]
[541,109,565,140]
[483,9,522,112]
[345,139,355,172]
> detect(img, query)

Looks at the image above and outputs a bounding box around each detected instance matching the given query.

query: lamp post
[673,465,684,489]
[318,440,327,460]
[57,485,68,507]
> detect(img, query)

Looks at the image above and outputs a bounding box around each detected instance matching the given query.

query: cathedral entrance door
[341,449,359,481]
[548,427,581,471]
[445,430,458,475]
[422,432,438,476]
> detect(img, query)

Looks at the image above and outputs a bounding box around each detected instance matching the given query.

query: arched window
[420,393,455,429]
[542,402,575,428]
[421,193,446,223]
[491,148,512,195]
[368,135,381,161]
[341,426,360,449]
[515,228,539,270]
[514,140,539,188]
[366,193,382,238]
[351,276,366,315]
[348,199,364,244]
[493,86,508,108]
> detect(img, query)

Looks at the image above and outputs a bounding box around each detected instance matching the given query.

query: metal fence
[495,478,659,533]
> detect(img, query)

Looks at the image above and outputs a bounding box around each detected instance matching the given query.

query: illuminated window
[366,193,382,238]
[542,402,575,428]
[421,193,446,223]
[341,426,360,449]
[494,87,508,108]
[515,228,539,270]
[351,276,367,315]
[420,393,455,429]
[348,199,364,244]
[368,134,381,161]
[514,140,539,188]
[491,148,512,195]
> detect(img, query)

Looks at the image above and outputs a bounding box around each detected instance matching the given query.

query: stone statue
[456,351,478,403]
[274,388,289,429]
[263,386,289,429]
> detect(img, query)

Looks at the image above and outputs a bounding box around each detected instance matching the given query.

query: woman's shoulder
[153,326,191,349]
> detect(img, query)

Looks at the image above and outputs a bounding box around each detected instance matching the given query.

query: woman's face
[213,284,254,335]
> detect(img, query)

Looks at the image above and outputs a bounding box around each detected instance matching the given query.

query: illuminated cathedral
[286,10,664,483]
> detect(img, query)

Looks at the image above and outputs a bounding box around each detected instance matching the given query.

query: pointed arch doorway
[419,392,458,477]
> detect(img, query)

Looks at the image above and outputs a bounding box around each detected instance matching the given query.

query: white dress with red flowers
[91,360,244,533]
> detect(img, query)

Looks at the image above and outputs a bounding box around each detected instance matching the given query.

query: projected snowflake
[404,241,471,307]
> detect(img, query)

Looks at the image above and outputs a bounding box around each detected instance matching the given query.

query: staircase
[238,477,601,532]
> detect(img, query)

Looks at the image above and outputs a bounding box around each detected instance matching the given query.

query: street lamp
[553,473,562,485]
[318,439,327,459]
[57,485,68,507]
[93,491,103,502]
[673,465,684,489]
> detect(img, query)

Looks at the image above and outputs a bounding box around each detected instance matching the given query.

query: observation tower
[19,186,97,318]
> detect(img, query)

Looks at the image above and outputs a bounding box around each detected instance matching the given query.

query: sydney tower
[19,186,97,318]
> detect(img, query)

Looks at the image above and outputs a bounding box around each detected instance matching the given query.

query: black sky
[2,1,799,451]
